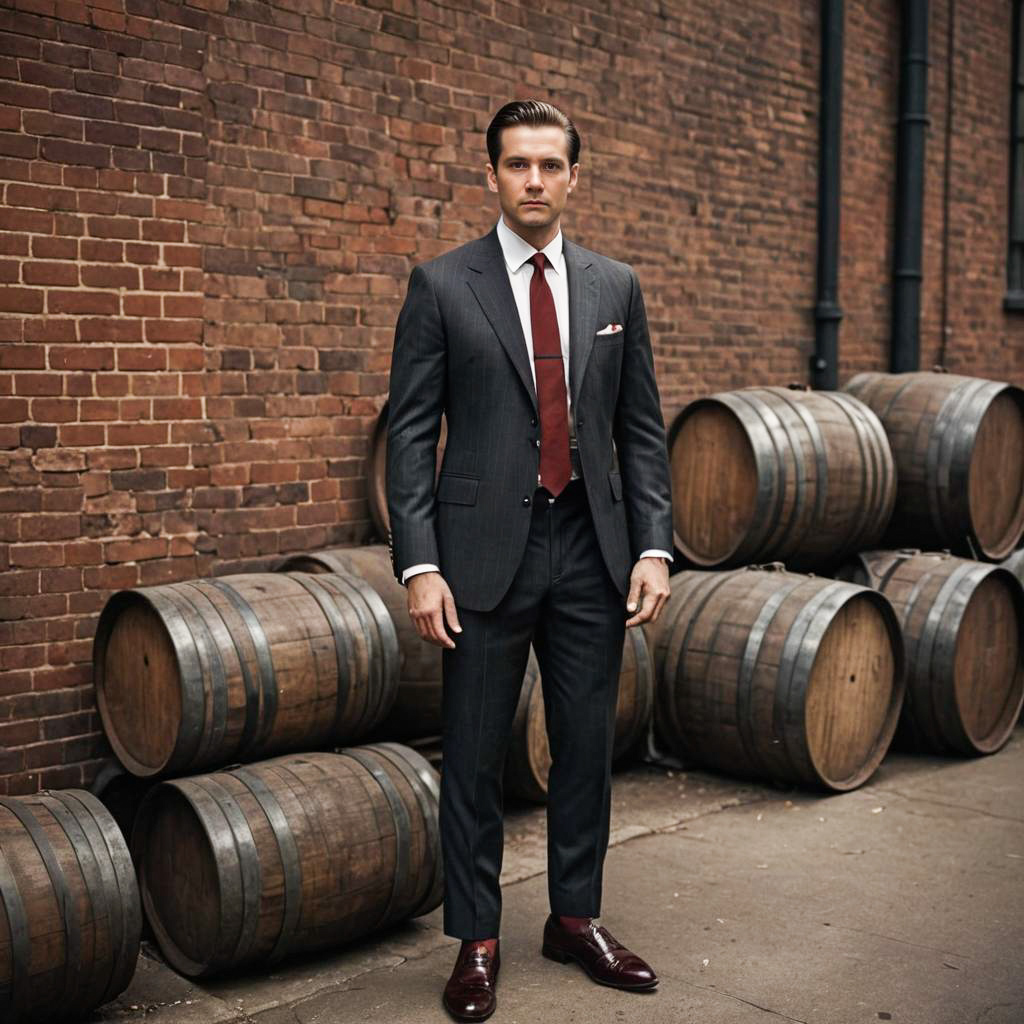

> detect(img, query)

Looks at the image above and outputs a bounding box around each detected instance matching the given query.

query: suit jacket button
[522,496,531,507]
[530,416,537,426]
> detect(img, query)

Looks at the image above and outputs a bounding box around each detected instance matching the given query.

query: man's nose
[526,165,543,188]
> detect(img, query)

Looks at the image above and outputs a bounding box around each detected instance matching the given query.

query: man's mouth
[523,201,546,206]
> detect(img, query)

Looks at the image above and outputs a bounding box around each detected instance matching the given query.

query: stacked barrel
[656,373,1024,790]
[0,563,444,1018]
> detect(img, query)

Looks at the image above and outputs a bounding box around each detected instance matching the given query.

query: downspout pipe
[891,0,930,373]
[811,0,844,391]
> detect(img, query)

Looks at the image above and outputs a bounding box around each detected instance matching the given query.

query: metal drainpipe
[811,0,845,391]
[891,0,930,373]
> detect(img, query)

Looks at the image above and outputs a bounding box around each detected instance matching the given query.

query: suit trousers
[438,476,627,939]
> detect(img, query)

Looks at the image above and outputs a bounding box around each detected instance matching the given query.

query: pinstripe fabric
[386,224,672,613]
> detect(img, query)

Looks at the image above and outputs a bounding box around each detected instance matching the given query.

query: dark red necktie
[529,252,571,496]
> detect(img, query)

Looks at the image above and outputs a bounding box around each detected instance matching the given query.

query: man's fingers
[443,591,462,635]
[429,607,456,648]
[625,580,646,626]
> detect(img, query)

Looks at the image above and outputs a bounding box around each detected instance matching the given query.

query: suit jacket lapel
[466,228,538,416]
[465,227,601,416]
[563,238,600,410]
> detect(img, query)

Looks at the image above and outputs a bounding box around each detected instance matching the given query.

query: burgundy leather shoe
[442,940,500,1022]
[541,914,658,990]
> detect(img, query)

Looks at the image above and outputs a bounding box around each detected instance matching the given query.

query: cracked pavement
[94,722,1024,1024]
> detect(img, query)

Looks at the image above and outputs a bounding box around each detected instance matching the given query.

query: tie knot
[531,252,548,274]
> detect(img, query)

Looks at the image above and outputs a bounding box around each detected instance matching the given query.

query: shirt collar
[496,215,564,275]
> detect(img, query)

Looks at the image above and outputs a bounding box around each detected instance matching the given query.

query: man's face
[486,124,579,235]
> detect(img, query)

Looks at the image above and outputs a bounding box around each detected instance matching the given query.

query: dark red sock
[462,937,498,956]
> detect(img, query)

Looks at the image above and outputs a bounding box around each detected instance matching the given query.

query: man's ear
[485,163,498,193]
[568,162,580,193]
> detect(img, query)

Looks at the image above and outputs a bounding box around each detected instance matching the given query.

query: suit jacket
[386,224,673,613]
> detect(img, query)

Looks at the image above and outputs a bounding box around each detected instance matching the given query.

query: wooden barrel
[652,566,905,791]
[93,571,400,778]
[276,545,443,740]
[0,790,142,1023]
[368,400,447,541]
[667,386,895,570]
[503,627,655,803]
[843,371,1024,560]
[131,746,442,977]
[837,550,1024,755]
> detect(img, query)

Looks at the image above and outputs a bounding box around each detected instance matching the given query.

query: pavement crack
[824,922,972,960]
[675,977,809,1022]
[868,787,1024,825]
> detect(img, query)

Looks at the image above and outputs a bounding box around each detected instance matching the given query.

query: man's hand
[407,571,462,648]
[625,556,670,628]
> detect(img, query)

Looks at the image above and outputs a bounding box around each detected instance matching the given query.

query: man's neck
[501,213,560,252]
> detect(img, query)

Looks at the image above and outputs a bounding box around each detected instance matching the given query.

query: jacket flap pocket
[608,470,623,502]
[436,473,479,505]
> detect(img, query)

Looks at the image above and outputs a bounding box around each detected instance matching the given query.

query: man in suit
[386,99,673,1022]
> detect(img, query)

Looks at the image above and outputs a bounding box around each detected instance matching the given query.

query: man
[386,99,673,1022]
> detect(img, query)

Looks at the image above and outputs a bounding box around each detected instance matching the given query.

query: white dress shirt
[401,216,672,584]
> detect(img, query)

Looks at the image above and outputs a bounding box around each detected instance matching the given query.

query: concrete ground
[93,721,1024,1024]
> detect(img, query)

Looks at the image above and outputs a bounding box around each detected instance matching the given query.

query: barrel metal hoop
[311,572,383,735]
[207,579,279,754]
[0,798,80,1008]
[0,842,30,1020]
[928,377,989,543]
[285,572,357,740]
[338,748,412,933]
[916,560,981,751]
[49,790,136,1005]
[340,572,401,724]
[143,587,207,772]
[365,744,443,918]
[768,387,831,557]
[161,584,230,770]
[168,778,246,974]
[229,768,302,965]
[819,391,877,551]
[192,776,263,967]
[37,793,109,1006]
[728,391,791,557]
[737,576,807,780]
[774,582,848,784]
[663,573,737,749]
[895,555,945,738]
[178,581,252,761]
[874,551,916,595]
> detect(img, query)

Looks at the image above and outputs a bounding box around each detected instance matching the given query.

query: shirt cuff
[401,563,440,585]
[638,549,673,562]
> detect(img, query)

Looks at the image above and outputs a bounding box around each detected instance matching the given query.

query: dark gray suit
[386,223,672,939]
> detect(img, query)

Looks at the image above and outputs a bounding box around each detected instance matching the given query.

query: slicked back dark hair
[486,99,581,168]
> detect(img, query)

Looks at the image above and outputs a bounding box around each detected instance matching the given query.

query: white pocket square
[596,323,623,335]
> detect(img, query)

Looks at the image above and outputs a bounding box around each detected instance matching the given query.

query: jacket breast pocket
[594,331,624,347]
[435,472,479,506]
[608,470,623,502]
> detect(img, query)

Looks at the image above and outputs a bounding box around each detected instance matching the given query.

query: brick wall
[0,0,1021,794]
